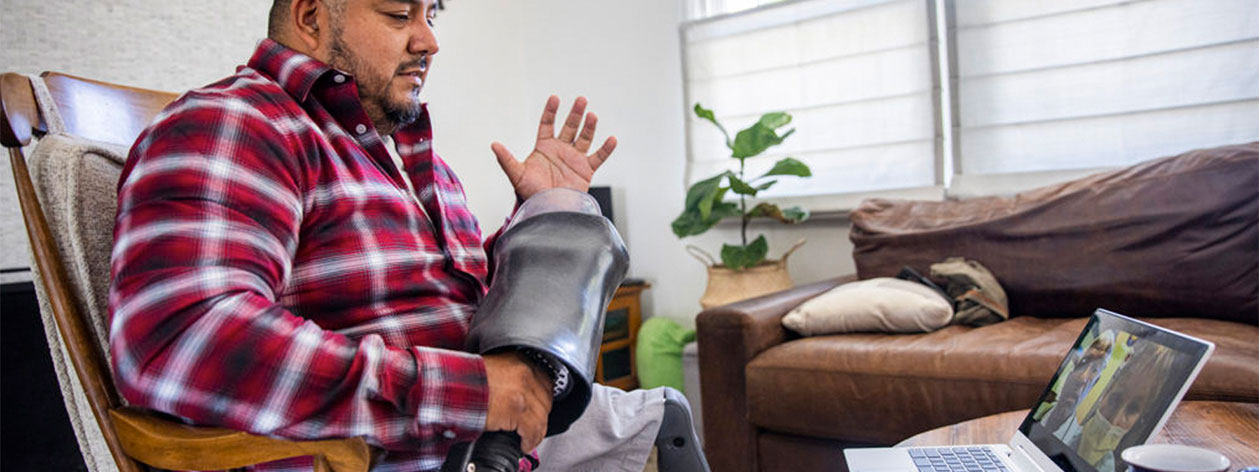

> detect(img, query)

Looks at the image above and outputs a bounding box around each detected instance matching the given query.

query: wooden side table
[595,283,649,390]
[897,401,1259,470]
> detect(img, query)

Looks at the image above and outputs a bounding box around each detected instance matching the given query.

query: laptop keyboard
[907,446,1010,472]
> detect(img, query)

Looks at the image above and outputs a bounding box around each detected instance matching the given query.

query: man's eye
[387,13,410,21]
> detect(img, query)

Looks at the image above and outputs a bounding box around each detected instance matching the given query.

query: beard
[327,26,424,130]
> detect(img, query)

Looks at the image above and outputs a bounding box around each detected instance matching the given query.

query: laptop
[844,309,1215,472]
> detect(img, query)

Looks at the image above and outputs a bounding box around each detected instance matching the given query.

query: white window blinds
[950,0,1259,195]
[685,0,792,21]
[682,0,943,208]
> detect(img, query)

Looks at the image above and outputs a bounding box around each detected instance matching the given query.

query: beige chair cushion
[27,132,127,472]
[782,277,953,335]
[30,132,125,356]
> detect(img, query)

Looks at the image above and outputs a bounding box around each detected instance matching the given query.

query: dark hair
[268,0,288,38]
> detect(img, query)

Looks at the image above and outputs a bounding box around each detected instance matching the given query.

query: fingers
[574,113,598,153]
[497,392,542,452]
[520,397,548,452]
[482,352,554,453]
[587,136,617,171]
[536,95,560,140]
[502,391,546,453]
[515,372,549,452]
[491,142,522,185]
[524,366,553,409]
[521,362,552,451]
[556,96,588,143]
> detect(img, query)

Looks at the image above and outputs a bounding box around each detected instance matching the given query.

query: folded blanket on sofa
[930,257,1009,326]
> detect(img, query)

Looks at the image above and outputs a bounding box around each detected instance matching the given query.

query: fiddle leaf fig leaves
[721,235,769,270]
[748,203,810,224]
[675,104,813,265]
[732,124,795,159]
[671,200,740,238]
[674,172,738,238]
[727,175,759,196]
[760,157,811,178]
[685,172,726,220]
[781,206,809,222]
[758,112,792,129]
[693,103,732,149]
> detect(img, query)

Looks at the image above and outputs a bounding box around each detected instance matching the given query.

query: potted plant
[673,103,811,308]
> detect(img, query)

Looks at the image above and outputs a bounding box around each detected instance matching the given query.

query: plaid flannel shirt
[109,39,504,471]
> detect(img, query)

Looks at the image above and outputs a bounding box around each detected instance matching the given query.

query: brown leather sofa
[695,143,1259,472]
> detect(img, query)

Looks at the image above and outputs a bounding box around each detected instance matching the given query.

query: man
[108,0,684,470]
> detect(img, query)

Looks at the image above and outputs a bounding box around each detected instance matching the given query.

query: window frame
[681,0,1259,211]
[678,0,951,215]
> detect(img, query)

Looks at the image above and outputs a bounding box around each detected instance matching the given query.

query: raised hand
[492,96,617,200]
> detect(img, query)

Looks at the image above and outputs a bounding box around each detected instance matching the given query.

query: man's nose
[409,22,439,57]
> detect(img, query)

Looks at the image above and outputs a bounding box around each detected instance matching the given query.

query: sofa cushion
[744,317,1259,444]
[781,278,953,335]
[849,143,1259,324]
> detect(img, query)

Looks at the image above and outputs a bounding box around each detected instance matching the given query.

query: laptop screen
[1017,310,1213,472]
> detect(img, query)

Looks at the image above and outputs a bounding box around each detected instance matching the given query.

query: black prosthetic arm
[442,190,628,472]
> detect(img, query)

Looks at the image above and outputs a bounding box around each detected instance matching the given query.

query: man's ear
[290,0,325,52]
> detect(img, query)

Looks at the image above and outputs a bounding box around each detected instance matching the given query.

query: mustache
[395,56,429,74]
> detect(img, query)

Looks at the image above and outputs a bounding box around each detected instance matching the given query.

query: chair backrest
[1,72,177,472]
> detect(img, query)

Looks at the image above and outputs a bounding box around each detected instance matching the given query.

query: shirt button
[355,124,368,134]
[442,430,456,439]
[333,74,346,84]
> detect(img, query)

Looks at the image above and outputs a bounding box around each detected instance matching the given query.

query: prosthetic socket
[443,190,628,471]
[467,189,628,434]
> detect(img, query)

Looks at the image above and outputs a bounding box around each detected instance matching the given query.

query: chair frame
[1,71,370,472]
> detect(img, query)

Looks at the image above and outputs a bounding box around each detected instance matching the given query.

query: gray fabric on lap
[535,384,664,472]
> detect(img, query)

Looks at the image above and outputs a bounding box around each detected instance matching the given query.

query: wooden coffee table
[897,401,1258,469]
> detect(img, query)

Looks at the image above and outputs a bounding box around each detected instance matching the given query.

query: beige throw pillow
[782,278,954,335]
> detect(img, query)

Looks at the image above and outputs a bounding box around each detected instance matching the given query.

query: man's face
[324,0,439,130]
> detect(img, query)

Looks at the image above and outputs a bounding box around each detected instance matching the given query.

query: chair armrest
[694,275,853,472]
[109,407,372,472]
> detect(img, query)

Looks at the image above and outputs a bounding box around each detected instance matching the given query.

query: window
[685,0,793,22]
[683,0,946,211]
[949,0,1259,197]
[681,0,1259,206]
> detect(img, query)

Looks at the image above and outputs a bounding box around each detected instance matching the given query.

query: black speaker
[588,186,614,225]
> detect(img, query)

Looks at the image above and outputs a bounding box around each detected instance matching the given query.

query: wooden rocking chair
[1,71,371,472]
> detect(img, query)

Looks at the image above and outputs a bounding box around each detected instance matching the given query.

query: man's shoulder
[122,69,312,194]
[162,68,298,125]
[133,68,308,155]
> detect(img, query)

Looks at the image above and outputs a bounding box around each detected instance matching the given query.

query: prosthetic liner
[443,190,628,471]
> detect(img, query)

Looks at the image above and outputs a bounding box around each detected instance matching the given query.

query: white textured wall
[0,0,856,322]
[0,0,269,92]
[0,0,269,282]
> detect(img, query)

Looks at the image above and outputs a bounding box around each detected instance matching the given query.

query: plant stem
[739,157,748,246]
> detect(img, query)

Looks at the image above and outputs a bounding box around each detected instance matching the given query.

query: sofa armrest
[697,276,853,360]
[695,275,853,472]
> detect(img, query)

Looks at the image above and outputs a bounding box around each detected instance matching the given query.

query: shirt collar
[245,38,434,142]
[246,38,337,103]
